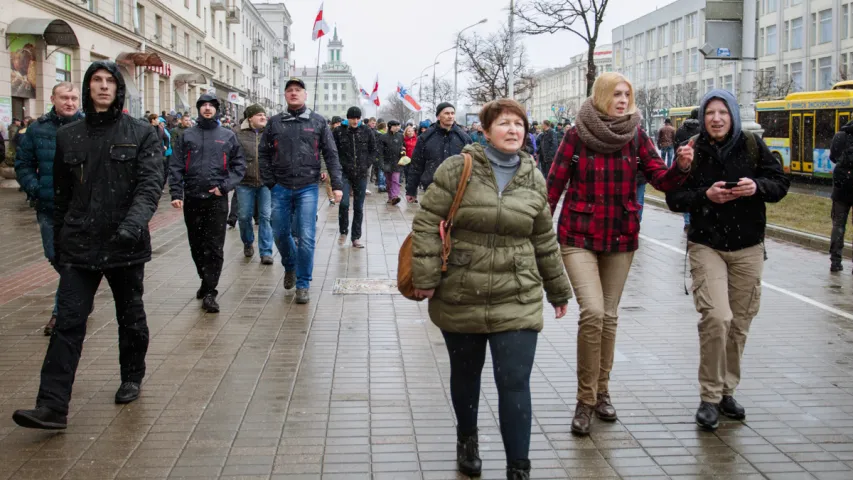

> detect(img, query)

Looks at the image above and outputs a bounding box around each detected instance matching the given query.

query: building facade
[291,27,358,120]
[528,45,613,122]
[252,0,293,114]
[1,0,289,125]
[611,0,853,131]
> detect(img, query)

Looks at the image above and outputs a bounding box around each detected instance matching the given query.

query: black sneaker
[831,263,843,272]
[115,382,141,404]
[284,271,297,290]
[295,288,310,304]
[720,395,746,420]
[244,244,254,258]
[196,286,206,299]
[12,406,67,430]
[202,294,220,313]
[696,401,720,430]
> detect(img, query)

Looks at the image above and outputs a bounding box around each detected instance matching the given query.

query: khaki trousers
[562,246,635,406]
[688,242,764,403]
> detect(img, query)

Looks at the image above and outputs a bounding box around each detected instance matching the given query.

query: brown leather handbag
[397,153,474,301]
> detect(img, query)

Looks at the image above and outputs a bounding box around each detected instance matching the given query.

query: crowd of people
[4,60,793,480]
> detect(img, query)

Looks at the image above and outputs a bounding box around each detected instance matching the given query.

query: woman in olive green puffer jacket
[410,99,571,480]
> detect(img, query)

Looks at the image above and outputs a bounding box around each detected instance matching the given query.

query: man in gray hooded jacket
[666,89,789,431]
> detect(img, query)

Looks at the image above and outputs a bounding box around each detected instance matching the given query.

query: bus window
[791,114,802,170]
[840,112,851,128]
[804,114,815,169]
[760,111,790,138]
[816,110,835,149]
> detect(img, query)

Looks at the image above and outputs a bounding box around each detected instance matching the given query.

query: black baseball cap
[285,78,306,89]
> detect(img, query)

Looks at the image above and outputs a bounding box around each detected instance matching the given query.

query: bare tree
[668,83,699,107]
[754,72,798,100]
[421,79,454,117]
[457,25,535,105]
[517,0,609,97]
[378,92,416,124]
[635,87,663,133]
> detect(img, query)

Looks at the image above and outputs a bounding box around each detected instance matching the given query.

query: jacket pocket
[746,284,762,318]
[690,274,713,312]
[63,151,87,183]
[514,256,543,304]
[621,201,641,235]
[566,200,597,237]
[442,249,472,304]
[109,144,137,162]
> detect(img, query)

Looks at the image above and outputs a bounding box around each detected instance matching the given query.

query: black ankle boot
[456,428,482,477]
[507,459,531,480]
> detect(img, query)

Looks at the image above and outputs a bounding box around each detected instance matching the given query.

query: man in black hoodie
[333,106,376,248]
[12,61,165,429]
[170,94,246,313]
[829,120,853,272]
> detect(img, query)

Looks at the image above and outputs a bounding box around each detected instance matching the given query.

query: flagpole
[313,38,321,111]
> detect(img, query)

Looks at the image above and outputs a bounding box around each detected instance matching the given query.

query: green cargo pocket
[514,256,542,304]
[442,250,472,304]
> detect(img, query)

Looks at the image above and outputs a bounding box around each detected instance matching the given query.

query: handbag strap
[440,153,474,271]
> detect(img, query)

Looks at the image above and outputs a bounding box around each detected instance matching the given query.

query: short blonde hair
[592,72,637,116]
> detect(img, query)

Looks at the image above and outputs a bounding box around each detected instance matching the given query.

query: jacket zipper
[485,163,521,331]
[254,132,260,185]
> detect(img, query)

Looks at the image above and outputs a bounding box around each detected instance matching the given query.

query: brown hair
[377,122,387,131]
[478,99,529,137]
[147,113,159,122]
[51,82,78,96]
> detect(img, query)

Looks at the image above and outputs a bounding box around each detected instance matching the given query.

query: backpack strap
[744,131,759,169]
[440,153,474,272]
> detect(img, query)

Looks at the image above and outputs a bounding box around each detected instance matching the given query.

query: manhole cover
[333,278,400,295]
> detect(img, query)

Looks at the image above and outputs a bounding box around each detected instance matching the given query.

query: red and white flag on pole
[312,2,330,40]
[369,75,380,106]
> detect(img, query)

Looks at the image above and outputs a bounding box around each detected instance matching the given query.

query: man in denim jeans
[259,78,342,304]
[233,104,273,264]
[14,82,83,336]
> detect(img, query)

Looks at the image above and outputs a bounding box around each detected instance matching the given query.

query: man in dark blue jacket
[405,102,472,202]
[259,78,342,304]
[14,82,83,336]
[170,93,246,313]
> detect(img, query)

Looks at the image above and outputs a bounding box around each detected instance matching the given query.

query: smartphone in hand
[723,181,739,189]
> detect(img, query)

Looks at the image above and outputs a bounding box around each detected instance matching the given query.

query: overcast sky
[279,0,674,112]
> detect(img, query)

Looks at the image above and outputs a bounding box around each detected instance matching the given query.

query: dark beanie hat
[244,103,265,120]
[388,120,400,127]
[435,102,455,117]
[330,115,342,124]
[346,106,362,119]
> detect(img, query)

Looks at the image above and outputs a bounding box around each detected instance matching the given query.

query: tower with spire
[328,25,343,65]
[290,24,359,119]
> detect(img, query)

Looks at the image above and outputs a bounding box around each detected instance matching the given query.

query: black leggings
[442,329,538,463]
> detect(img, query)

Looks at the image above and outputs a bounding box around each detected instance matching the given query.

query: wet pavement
[0,188,852,480]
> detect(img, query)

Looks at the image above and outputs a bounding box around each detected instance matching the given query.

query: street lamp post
[416,62,439,123]
[508,0,515,99]
[454,18,488,107]
[433,47,455,110]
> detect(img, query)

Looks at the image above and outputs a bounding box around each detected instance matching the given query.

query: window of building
[87,0,95,12]
[842,53,849,79]
[115,0,123,25]
[226,25,230,49]
[783,21,789,52]
[155,15,162,42]
[686,13,697,39]
[819,56,832,89]
[790,61,803,91]
[333,83,338,90]
[184,33,190,56]
[819,9,832,44]
[705,78,715,93]
[766,25,777,55]
[197,0,201,17]
[659,56,667,79]
[722,74,733,92]
[171,25,177,50]
[791,0,801,5]
[342,93,346,101]
[674,51,683,75]
[55,52,71,82]
[791,17,803,50]
[324,83,329,90]
[646,29,655,51]
[219,61,223,79]
[648,59,656,81]
[844,5,850,40]
[196,41,202,60]
[135,5,144,34]
[768,0,777,14]
[759,28,765,56]
[690,48,698,73]
[671,19,682,43]
[332,94,337,101]
[219,21,224,42]
[324,94,329,100]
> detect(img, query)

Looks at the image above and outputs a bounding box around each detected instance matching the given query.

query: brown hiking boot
[571,402,595,436]
[44,315,56,336]
[595,392,617,421]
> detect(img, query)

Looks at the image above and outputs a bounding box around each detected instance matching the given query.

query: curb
[643,194,853,257]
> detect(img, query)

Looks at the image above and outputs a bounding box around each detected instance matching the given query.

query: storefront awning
[116,52,163,68]
[6,18,79,47]
[174,73,208,86]
[175,89,190,111]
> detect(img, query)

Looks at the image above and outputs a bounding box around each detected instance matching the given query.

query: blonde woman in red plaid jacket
[546,72,694,436]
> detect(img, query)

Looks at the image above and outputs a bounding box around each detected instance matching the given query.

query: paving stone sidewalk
[0,189,851,480]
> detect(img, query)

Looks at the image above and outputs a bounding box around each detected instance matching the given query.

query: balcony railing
[252,39,264,51]
[210,0,226,11]
[252,66,264,79]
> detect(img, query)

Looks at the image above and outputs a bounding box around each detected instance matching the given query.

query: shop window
[55,52,71,82]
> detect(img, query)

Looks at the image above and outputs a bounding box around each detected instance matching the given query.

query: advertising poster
[0,97,11,126]
[9,35,39,99]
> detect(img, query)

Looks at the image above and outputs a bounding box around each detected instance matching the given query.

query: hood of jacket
[81,61,126,121]
[699,89,741,143]
[842,119,853,134]
[196,93,220,113]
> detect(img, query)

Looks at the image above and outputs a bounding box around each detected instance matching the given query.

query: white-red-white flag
[312,3,330,41]
[369,75,380,106]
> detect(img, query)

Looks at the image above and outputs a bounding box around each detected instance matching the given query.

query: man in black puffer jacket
[170,93,246,313]
[829,119,853,272]
[12,61,164,430]
[333,106,376,248]
[405,102,472,202]
[379,120,405,205]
